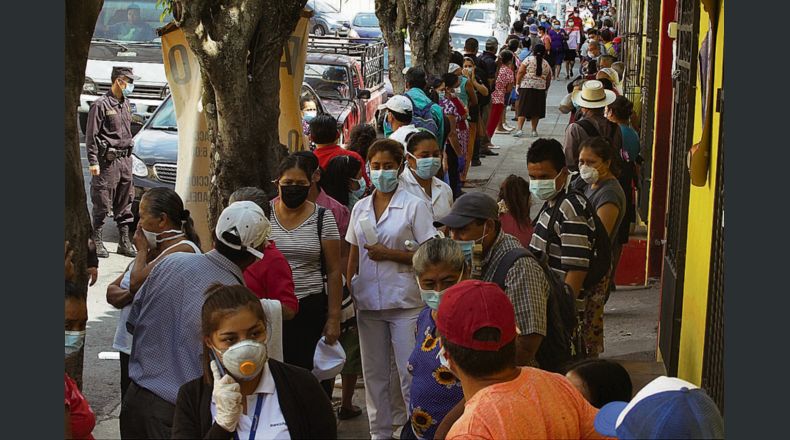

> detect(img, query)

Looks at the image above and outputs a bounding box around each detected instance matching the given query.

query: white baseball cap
[377,95,413,114]
[214,201,270,259]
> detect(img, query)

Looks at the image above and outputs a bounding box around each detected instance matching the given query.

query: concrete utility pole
[494,0,511,47]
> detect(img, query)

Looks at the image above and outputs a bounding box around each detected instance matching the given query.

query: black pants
[446,143,462,198]
[120,352,131,401]
[90,155,134,228]
[282,293,334,398]
[120,381,175,439]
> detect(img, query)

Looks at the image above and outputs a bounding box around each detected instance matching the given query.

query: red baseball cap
[436,280,517,351]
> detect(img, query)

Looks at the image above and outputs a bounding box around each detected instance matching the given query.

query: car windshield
[454,8,467,19]
[466,9,495,23]
[304,63,351,100]
[92,0,172,43]
[313,0,339,14]
[353,13,379,27]
[148,97,177,130]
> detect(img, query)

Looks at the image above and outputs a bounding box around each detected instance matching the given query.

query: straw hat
[572,80,616,109]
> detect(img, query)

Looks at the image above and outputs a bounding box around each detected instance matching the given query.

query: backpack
[406,94,440,139]
[544,189,613,291]
[491,248,583,372]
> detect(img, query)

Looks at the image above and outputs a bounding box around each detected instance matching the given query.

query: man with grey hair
[434,192,549,368]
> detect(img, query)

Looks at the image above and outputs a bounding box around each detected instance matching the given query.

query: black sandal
[337,405,362,420]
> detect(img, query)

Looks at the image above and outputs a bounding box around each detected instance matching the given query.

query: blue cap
[594,376,724,439]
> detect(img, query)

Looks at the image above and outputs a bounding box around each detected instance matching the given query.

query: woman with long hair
[320,154,367,210]
[106,187,201,400]
[574,137,626,358]
[497,175,534,248]
[486,50,516,139]
[514,44,552,138]
[269,153,343,397]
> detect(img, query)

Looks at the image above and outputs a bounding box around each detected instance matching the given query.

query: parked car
[307,0,351,37]
[518,0,538,14]
[450,3,496,50]
[80,0,172,134]
[129,83,331,226]
[349,12,382,40]
[305,37,387,142]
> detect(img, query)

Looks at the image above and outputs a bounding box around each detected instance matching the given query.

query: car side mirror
[357,89,372,100]
[131,113,146,136]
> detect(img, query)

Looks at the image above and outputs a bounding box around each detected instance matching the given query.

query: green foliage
[156,0,174,22]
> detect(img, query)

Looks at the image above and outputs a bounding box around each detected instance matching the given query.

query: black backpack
[544,189,613,291]
[491,248,582,372]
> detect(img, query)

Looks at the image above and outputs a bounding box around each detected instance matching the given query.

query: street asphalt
[80,74,661,439]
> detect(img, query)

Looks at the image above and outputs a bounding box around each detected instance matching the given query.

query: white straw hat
[572,80,617,109]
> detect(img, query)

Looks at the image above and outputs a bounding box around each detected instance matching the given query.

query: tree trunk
[376,0,407,94]
[401,0,460,79]
[494,0,510,47]
[65,0,103,390]
[174,0,305,228]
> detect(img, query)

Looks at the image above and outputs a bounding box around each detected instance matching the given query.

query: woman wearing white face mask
[573,136,626,357]
[346,139,438,439]
[172,284,335,439]
[402,238,467,440]
[106,187,202,400]
[65,280,96,440]
[400,130,454,221]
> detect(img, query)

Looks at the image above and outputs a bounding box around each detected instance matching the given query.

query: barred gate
[638,0,662,220]
[618,0,644,105]
[702,89,724,414]
[659,0,698,377]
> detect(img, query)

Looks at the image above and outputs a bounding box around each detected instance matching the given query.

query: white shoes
[531,130,538,137]
[512,130,524,138]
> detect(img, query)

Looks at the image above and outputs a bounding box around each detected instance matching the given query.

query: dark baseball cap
[436,280,517,351]
[112,66,140,81]
[433,192,498,229]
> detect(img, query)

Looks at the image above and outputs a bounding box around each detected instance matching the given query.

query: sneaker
[531,130,538,137]
[512,130,524,138]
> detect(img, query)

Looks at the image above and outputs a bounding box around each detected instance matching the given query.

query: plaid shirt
[481,231,549,336]
[127,250,245,404]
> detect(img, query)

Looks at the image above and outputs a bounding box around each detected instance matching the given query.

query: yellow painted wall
[676,0,724,385]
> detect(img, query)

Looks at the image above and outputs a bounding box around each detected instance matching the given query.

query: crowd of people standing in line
[63,3,725,440]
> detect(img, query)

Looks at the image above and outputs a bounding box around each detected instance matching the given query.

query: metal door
[638,0,662,220]
[619,0,644,105]
[659,0,698,377]
[702,88,724,414]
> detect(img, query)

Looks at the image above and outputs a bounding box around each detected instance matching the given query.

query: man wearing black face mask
[434,192,549,368]
[87,66,140,258]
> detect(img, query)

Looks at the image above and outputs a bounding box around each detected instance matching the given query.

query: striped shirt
[270,203,340,299]
[529,190,596,280]
[481,231,549,336]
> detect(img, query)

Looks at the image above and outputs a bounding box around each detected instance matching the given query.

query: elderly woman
[401,238,468,440]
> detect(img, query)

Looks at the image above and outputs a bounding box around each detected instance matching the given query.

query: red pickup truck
[305,36,387,144]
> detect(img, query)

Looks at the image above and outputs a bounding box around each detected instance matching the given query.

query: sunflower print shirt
[407,307,464,439]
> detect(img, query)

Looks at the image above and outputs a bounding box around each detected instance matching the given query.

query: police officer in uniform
[86,66,139,258]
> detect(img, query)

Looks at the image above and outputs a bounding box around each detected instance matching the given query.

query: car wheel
[313,25,326,36]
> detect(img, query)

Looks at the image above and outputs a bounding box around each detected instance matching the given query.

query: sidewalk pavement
[83,77,661,440]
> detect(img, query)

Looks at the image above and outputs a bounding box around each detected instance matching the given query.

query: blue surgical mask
[438,91,445,101]
[122,83,134,97]
[65,330,85,356]
[370,169,399,193]
[303,110,317,121]
[351,177,367,198]
[383,115,393,137]
[416,271,464,310]
[529,175,563,201]
[409,153,442,180]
